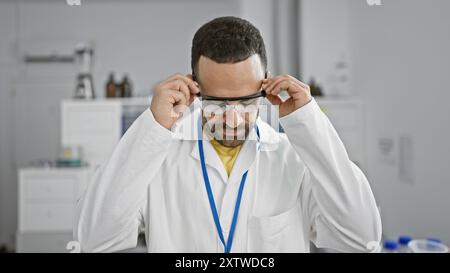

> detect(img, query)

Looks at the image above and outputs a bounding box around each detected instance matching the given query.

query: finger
[166,73,190,82]
[178,80,193,105]
[165,73,199,94]
[166,73,200,94]
[269,79,305,96]
[167,89,189,119]
[265,94,283,105]
[289,76,308,89]
[265,78,290,95]
[265,75,307,93]
[166,89,187,106]
[186,74,200,88]
[163,79,191,103]
[184,74,201,95]
[262,76,286,92]
[262,76,276,90]
[265,76,289,93]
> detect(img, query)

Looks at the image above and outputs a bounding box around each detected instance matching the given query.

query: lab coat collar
[190,130,258,184]
[255,117,281,150]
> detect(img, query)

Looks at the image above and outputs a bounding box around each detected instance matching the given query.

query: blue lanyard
[197,117,259,253]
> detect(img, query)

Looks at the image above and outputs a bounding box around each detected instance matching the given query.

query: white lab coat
[74,98,382,253]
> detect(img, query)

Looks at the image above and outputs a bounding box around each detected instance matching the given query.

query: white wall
[241,0,301,76]
[241,0,277,73]
[351,0,450,245]
[301,0,450,244]
[300,0,353,93]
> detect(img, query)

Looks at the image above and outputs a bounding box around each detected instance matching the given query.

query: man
[74,16,381,253]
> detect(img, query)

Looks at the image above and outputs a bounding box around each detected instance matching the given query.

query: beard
[202,116,252,147]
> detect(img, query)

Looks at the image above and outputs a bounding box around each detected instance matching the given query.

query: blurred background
[0,0,449,252]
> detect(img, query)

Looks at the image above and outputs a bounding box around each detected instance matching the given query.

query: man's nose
[224,106,244,128]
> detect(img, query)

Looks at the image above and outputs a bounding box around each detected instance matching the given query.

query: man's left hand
[262,74,312,118]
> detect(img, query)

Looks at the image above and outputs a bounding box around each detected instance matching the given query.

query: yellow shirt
[210,139,242,177]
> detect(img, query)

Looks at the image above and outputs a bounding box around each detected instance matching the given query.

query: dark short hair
[191,16,267,80]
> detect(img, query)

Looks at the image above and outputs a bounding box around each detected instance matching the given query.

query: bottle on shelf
[120,74,133,98]
[308,77,323,97]
[106,72,116,98]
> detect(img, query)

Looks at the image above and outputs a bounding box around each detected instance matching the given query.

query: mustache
[210,122,249,133]
[202,117,252,141]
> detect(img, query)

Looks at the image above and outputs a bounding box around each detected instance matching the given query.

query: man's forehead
[197,55,264,83]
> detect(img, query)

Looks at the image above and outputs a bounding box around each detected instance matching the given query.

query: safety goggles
[192,72,267,115]
[197,91,266,115]
[197,90,266,104]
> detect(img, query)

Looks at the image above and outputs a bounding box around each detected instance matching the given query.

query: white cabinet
[61,98,149,167]
[17,167,92,252]
[15,98,149,252]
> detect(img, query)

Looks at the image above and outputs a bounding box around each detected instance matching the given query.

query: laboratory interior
[0,0,449,253]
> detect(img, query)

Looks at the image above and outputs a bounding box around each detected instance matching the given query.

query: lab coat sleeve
[74,108,174,252]
[279,98,382,252]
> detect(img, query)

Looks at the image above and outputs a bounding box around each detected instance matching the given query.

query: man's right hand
[150,73,200,129]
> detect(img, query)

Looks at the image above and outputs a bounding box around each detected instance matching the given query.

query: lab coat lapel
[227,128,258,184]
[185,106,228,183]
[191,139,229,183]
[228,117,281,180]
